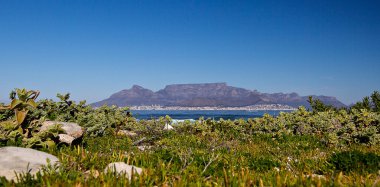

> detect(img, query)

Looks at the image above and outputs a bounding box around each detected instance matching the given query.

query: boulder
[40,121,84,145]
[104,162,143,179]
[0,146,60,181]
[41,121,83,138]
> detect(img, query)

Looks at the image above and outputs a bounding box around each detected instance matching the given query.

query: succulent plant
[0,88,39,126]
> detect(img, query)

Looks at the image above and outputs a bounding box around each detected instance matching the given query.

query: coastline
[129,104,296,111]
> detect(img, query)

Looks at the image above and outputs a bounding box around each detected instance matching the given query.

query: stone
[84,169,100,179]
[117,130,138,138]
[137,145,152,151]
[40,121,84,145]
[164,124,174,130]
[104,162,143,179]
[0,146,60,181]
[309,174,326,180]
[58,134,75,145]
[41,121,84,138]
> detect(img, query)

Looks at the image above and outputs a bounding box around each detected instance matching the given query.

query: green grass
[1,127,380,186]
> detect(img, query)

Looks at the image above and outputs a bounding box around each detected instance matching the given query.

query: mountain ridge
[92,83,346,108]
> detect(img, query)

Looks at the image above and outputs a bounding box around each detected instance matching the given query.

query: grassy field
[1,90,380,186]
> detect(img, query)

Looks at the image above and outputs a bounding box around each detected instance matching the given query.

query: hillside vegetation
[0,89,380,186]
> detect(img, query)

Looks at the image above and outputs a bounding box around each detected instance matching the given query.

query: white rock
[137,146,152,151]
[117,130,138,137]
[41,121,84,144]
[104,162,142,179]
[41,121,84,138]
[310,174,326,180]
[164,124,174,130]
[0,147,60,181]
[58,134,75,144]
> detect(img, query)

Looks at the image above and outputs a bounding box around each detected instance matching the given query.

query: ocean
[131,110,292,121]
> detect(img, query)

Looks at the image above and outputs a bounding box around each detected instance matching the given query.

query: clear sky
[0,0,379,105]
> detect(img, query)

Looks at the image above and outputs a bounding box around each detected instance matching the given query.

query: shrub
[328,150,380,174]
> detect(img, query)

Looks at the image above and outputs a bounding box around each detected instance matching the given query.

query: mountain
[258,92,345,108]
[92,83,346,108]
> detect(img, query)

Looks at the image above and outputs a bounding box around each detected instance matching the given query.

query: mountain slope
[92,83,346,108]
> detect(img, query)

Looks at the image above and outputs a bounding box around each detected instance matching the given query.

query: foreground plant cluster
[0,89,380,186]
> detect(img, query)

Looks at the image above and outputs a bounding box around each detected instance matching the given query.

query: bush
[328,150,380,174]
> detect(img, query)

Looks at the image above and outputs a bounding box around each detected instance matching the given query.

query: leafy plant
[0,89,65,148]
[371,91,380,112]
[308,96,336,112]
[0,89,39,125]
[352,91,380,112]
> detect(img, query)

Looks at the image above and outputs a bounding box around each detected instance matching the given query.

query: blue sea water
[131,110,291,120]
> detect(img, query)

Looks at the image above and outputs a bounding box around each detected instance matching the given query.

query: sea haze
[131,110,291,120]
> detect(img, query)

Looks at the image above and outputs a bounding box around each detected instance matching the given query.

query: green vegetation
[0,88,40,125]
[0,89,62,148]
[351,91,380,112]
[1,89,380,186]
[308,96,336,112]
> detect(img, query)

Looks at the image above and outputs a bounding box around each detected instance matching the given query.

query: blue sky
[0,0,379,105]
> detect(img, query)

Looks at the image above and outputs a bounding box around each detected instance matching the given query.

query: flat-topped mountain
[92,83,346,108]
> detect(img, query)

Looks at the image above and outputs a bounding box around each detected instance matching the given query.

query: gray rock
[58,134,75,144]
[104,162,142,179]
[41,121,84,145]
[41,121,84,138]
[0,146,60,181]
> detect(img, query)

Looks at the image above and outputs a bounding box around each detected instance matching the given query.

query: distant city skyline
[1,0,379,105]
